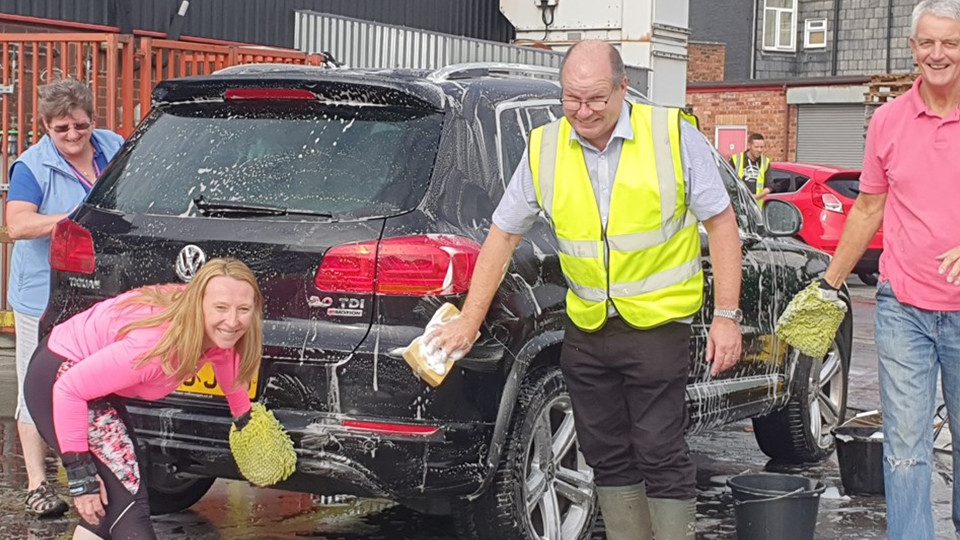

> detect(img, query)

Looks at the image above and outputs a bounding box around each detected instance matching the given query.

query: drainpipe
[167,0,190,41]
[886,0,894,73]
[783,85,790,161]
[831,0,842,76]
[750,0,759,79]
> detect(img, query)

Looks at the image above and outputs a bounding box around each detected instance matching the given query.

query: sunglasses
[50,122,91,134]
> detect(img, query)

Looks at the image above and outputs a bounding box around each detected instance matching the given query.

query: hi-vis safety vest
[731,152,770,200]
[530,104,704,331]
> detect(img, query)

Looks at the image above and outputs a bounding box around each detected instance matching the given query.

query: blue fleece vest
[7,129,124,316]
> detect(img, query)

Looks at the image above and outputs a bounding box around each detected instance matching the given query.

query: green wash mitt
[229,403,296,487]
[775,281,847,359]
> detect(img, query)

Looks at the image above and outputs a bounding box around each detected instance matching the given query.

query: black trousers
[24,336,156,539]
[559,316,695,499]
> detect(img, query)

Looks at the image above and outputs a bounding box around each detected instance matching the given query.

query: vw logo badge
[175,245,206,283]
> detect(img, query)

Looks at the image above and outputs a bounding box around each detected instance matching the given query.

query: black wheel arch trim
[467,329,564,499]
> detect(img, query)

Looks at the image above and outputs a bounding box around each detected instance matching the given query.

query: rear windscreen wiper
[192,196,333,218]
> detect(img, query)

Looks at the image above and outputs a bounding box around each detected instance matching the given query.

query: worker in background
[729,133,770,205]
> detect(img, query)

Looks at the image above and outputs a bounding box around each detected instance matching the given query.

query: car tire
[857,272,879,286]
[454,367,598,540]
[147,475,216,515]
[751,332,849,462]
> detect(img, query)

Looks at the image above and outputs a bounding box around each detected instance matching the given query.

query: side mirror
[762,199,803,237]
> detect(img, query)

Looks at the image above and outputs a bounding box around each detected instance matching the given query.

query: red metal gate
[0,33,324,320]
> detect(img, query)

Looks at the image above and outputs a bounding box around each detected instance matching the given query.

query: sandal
[24,481,69,518]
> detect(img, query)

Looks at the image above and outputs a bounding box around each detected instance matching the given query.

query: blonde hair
[118,258,263,388]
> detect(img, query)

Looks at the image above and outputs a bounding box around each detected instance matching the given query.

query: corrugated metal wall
[0,0,515,48]
[293,12,649,95]
[0,0,109,26]
[295,11,564,70]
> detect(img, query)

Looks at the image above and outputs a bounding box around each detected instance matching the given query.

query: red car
[765,162,882,285]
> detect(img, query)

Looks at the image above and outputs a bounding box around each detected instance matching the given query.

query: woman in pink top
[24,257,262,540]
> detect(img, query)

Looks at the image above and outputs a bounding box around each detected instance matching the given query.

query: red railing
[0,33,324,314]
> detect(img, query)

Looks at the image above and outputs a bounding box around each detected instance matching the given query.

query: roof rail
[428,62,560,82]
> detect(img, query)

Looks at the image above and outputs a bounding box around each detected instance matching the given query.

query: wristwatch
[714,308,743,323]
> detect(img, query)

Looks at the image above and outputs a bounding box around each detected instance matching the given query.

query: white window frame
[762,0,798,52]
[804,18,828,49]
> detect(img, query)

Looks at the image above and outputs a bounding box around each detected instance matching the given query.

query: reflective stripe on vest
[530,104,704,330]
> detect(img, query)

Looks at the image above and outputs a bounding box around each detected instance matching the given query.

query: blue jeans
[875,281,960,539]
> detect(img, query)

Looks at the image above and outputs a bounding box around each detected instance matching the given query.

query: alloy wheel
[522,395,595,540]
[807,339,846,451]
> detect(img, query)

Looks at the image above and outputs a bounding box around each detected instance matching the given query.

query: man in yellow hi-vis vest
[729,132,771,204]
[427,41,743,539]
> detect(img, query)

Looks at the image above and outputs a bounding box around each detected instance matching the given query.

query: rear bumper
[127,401,493,507]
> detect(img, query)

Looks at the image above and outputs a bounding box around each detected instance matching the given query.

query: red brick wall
[685,87,795,162]
[687,42,726,83]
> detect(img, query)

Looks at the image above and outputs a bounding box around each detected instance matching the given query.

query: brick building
[687,82,792,161]
[686,0,919,168]
[687,42,726,83]
[687,76,869,166]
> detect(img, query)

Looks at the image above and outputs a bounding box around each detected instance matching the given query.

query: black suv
[42,63,851,540]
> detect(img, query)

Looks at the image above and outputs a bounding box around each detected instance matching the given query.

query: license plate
[177,362,258,399]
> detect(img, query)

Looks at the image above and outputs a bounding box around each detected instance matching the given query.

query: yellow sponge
[401,303,478,387]
[402,335,453,387]
[775,281,846,359]
[229,403,296,487]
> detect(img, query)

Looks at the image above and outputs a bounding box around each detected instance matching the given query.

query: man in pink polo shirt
[817,1,960,538]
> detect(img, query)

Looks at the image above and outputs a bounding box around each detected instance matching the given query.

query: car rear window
[766,169,810,194]
[825,172,862,199]
[89,101,443,219]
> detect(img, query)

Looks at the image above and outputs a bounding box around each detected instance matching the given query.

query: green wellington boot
[595,483,654,540]
[648,497,696,540]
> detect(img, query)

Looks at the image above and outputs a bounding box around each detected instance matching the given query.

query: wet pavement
[0,277,954,539]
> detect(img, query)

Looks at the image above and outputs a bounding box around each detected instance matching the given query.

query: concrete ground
[0,278,954,538]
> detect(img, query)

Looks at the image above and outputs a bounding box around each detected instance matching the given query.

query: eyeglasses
[560,91,614,112]
[50,122,91,134]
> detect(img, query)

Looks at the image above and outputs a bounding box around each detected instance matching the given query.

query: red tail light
[49,219,95,274]
[314,235,481,296]
[224,88,316,100]
[315,240,378,293]
[811,184,844,214]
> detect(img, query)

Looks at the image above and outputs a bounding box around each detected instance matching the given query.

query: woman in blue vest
[5,78,124,517]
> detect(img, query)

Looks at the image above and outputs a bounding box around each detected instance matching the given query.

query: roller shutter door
[796,104,865,168]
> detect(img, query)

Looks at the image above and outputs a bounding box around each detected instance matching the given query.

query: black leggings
[24,336,156,540]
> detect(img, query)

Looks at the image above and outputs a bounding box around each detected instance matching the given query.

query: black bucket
[727,473,825,540]
[834,425,885,495]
